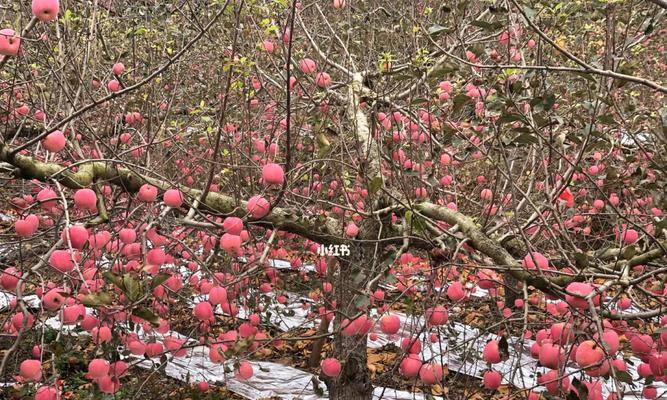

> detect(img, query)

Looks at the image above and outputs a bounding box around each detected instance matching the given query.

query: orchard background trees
[1,0,666,399]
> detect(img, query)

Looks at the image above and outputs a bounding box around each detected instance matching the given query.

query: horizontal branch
[0,145,344,245]
[415,202,574,291]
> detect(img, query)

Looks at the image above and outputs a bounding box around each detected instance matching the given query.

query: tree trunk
[326,247,374,400]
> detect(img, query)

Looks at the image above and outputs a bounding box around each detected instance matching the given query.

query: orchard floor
[1,299,526,400]
[1,247,636,399]
[0,332,245,400]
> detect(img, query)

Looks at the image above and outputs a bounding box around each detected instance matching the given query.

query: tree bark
[326,247,374,400]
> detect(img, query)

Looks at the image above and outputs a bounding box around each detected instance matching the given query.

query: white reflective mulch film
[0,291,40,310]
[133,353,328,400]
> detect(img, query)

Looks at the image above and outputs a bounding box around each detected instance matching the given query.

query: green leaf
[512,133,539,145]
[103,271,123,290]
[427,24,448,37]
[573,71,597,84]
[543,94,556,112]
[150,272,171,289]
[497,114,522,124]
[354,296,371,309]
[123,275,141,302]
[571,377,588,400]
[369,176,383,196]
[451,94,470,115]
[470,20,503,31]
[132,308,160,326]
[393,74,416,81]
[411,214,429,234]
[498,336,510,360]
[615,370,634,385]
[622,246,636,260]
[405,210,413,227]
[573,252,590,269]
[352,270,367,285]
[429,64,458,80]
[522,5,537,19]
[598,114,616,125]
[82,292,113,307]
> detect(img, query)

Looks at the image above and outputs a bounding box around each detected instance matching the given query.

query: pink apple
[315,72,332,88]
[87,359,110,379]
[425,306,448,325]
[119,228,136,244]
[630,334,653,356]
[223,217,243,235]
[236,361,253,380]
[49,249,74,273]
[483,370,501,390]
[299,58,317,74]
[620,228,638,244]
[399,354,422,377]
[1,267,21,291]
[480,188,493,201]
[112,62,125,75]
[539,343,565,369]
[419,363,443,385]
[643,386,658,399]
[74,188,97,210]
[522,252,549,270]
[209,286,228,305]
[345,222,359,237]
[15,215,39,237]
[137,184,157,202]
[60,225,88,249]
[32,0,60,22]
[333,0,346,9]
[539,369,570,395]
[147,248,165,265]
[145,342,164,358]
[617,297,631,310]
[262,40,274,53]
[220,233,241,255]
[447,281,465,302]
[262,163,285,185]
[565,282,597,309]
[549,323,572,345]
[379,314,400,334]
[163,189,183,207]
[575,340,604,369]
[34,386,58,400]
[0,29,20,56]
[107,79,120,92]
[321,357,341,377]
[42,130,66,152]
[194,301,214,322]
[483,340,501,364]
[36,188,58,209]
[247,195,270,218]
[19,359,42,382]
